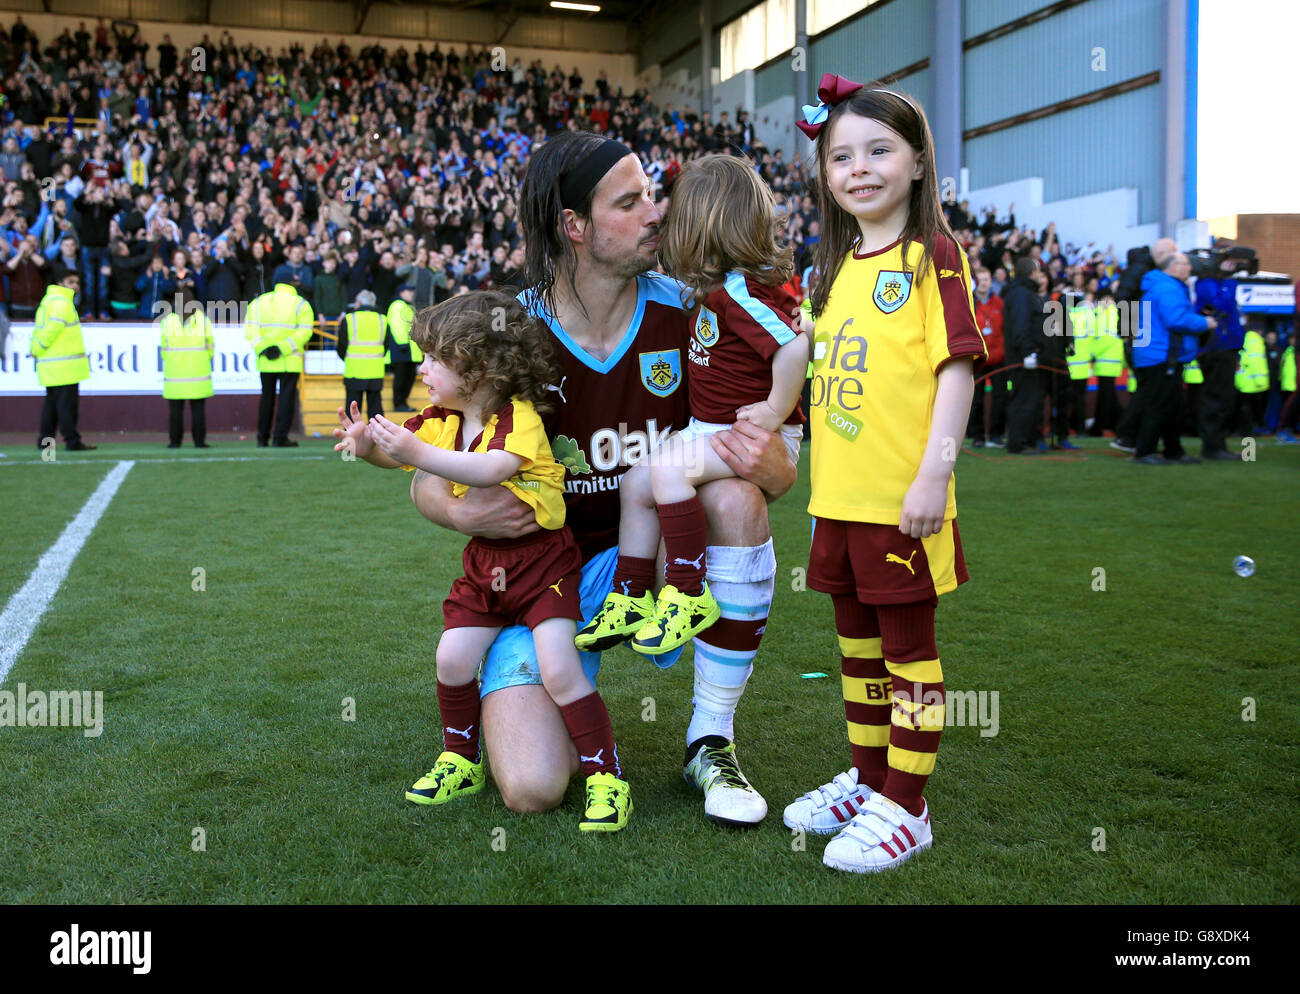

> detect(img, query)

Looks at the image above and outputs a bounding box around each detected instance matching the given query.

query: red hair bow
[796,73,864,140]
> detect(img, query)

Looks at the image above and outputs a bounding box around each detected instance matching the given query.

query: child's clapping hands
[333,401,374,458]
[368,413,421,464]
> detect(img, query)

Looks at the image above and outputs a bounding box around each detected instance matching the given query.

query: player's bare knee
[497,773,568,813]
[498,787,551,814]
[699,477,770,545]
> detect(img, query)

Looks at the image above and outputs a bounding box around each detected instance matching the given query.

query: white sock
[687,540,776,746]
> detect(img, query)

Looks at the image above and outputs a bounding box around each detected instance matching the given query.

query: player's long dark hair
[808,86,958,318]
[411,291,560,418]
[518,130,617,319]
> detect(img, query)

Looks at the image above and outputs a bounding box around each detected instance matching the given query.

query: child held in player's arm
[332,291,633,833]
[782,75,987,873]
[576,154,809,659]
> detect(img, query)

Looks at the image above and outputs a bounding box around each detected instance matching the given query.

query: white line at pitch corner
[0,460,134,685]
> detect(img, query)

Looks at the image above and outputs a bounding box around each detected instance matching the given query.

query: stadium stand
[0,13,1289,441]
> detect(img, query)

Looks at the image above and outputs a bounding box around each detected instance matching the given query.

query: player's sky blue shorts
[478,545,685,698]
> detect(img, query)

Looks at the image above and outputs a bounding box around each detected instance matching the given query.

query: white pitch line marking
[0,460,134,685]
[0,455,331,467]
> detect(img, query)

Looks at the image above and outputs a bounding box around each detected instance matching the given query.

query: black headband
[559,139,633,211]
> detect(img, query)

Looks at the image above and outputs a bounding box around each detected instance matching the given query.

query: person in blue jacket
[1131,252,1216,464]
[135,254,175,319]
[1194,255,1247,460]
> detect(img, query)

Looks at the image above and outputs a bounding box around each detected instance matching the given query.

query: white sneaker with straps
[782,767,876,836]
[822,794,933,873]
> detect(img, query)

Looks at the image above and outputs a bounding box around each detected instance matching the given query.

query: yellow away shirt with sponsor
[808,235,986,524]
[401,397,567,530]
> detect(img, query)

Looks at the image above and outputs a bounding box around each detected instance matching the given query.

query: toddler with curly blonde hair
[334,290,633,833]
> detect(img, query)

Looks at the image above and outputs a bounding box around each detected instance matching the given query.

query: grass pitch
[1,436,1296,904]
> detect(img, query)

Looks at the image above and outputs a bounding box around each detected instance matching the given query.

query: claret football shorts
[808,516,968,604]
[443,528,584,632]
[475,545,687,699]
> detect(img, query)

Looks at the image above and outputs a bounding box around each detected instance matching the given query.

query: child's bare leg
[581,462,657,647]
[649,436,737,595]
[616,461,659,560]
[434,626,499,761]
[535,618,625,780]
[649,434,738,505]
[579,436,734,650]
[534,619,594,705]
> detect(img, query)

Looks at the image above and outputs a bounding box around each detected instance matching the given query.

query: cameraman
[1131,252,1215,464]
[1194,252,1248,460]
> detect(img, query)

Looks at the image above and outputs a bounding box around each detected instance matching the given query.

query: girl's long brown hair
[808,86,958,318]
[658,154,794,307]
[410,291,560,418]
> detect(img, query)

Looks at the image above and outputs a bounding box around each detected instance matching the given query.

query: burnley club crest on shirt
[639,349,681,397]
[695,307,720,347]
[873,271,912,314]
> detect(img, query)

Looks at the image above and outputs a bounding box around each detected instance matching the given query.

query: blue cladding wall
[963,0,1054,38]
[811,0,931,85]
[964,0,1162,131]
[963,82,1164,224]
[891,68,933,111]
[756,59,791,107]
[662,44,702,81]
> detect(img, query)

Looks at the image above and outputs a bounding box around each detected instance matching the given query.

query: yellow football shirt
[401,397,567,530]
[808,235,986,524]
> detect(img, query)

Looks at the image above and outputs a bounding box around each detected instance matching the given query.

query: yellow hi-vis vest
[343,309,387,380]
[1235,330,1268,394]
[160,310,215,399]
[245,283,314,374]
[30,284,89,387]
[1092,301,1125,377]
[386,298,421,363]
[1183,359,1204,385]
[1067,305,1094,380]
[1282,345,1296,392]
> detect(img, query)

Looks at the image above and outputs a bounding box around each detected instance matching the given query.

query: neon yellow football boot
[579,772,633,833]
[405,751,485,805]
[631,582,721,656]
[575,590,655,652]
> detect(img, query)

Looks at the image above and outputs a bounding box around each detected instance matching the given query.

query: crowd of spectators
[0,13,1146,323]
[943,197,1124,301]
[0,15,774,332]
[3,14,1289,442]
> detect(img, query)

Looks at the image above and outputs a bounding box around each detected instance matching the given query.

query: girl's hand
[735,400,784,432]
[332,401,374,458]
[899,478,947,539]
[368,413,419,463]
